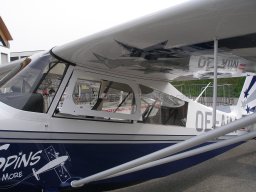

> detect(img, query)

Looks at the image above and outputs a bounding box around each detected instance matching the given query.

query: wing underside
[52,0,256,81]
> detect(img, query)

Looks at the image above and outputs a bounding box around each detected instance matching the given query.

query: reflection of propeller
[32,156,68,181]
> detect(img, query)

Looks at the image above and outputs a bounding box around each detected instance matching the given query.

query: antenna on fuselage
[195,82,211,102]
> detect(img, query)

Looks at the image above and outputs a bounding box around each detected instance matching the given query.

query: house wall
[0,45,10,65]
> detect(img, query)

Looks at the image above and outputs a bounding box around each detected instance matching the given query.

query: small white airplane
[0,0,256,191]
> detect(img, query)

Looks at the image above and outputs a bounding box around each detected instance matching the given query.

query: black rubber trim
[50,48,76,66]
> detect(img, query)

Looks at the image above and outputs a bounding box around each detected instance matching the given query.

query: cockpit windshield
[0,52,68,113]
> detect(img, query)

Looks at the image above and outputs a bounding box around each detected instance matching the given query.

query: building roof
[0,17,13,41]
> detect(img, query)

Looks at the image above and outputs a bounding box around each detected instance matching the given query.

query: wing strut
[71,112,256,188]
[212,38,218,128]
[106,130,256,179]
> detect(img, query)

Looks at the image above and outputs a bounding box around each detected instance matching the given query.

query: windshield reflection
[0,52,67,113]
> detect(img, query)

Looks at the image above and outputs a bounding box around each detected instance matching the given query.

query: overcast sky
[1,0,188,52]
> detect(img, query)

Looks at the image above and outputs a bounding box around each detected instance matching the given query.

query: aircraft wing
[115,40,174,60]
[115,40,144,56]
[143,40,168,51]
[52,0,256,81]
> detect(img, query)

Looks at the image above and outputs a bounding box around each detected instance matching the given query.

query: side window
[56,76,138,122]
[73,79,100,108]
[36,63,67,112]
[139,85,188,126]
[72,79,136,115]
[96,81,136,114]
